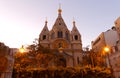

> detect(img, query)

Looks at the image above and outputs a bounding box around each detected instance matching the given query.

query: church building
[39,7,82,66]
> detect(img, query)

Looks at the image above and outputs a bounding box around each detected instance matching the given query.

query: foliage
[82,49,106,67]
[14,38,66,71]
[13,39,111,78]
[12,66,111,78]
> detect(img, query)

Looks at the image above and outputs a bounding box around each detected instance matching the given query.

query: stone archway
[52,39,69,49]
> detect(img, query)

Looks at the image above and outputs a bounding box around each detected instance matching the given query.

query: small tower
[71,20,82,66]
[71,20,82,46]
[39,20,50,47]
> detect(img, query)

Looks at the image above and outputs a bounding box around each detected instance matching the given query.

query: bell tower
[39,20,50,47]
[71,20,82,48]
[71,20,82,66]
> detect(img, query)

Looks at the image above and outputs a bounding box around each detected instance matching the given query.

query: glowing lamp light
[103,46,114,77]
[104,47,110,53]
[19,45,25,53]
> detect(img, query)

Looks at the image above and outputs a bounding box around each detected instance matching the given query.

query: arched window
[74,35,78,40]
[58,31,63,38]
[43,35,46,40]
[65,32,69,40]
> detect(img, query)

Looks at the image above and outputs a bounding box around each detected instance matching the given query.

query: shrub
[12,66,111,78]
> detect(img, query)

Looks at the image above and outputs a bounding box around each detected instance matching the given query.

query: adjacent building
[91,17,120,78]
[39,8,82,66]
[115,17,120,38]
[92,29,119,53]
[0,42,18,78]
[108,17,120,78]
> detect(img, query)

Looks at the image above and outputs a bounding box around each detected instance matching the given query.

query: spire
[45,17,48,26]
[58,3,62,15]
[52,5,69,31]
[71,20,82,43]
[71,20,80,34]
[72,20,77,31]
[44,19,48,31]
[73,17,75,27]
[39,19,49,42]
[40,19,49,34]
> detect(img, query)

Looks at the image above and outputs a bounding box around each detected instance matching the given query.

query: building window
[65,32,69,40]
[58,31,63,38]
[115,46,118,52]
[59,23,61,25]
[51,32,54,39]
[43,35,46,40]
[115,22,117,24]
[74,35,78,40]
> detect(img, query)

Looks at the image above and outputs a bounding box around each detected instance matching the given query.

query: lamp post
[16,45,26,78]
[104,46,114,78]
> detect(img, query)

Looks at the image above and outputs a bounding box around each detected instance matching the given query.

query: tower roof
[71,21,81,35]
[52,7,69,31]
[40,20,49,35]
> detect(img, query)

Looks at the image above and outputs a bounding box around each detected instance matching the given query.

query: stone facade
[109,50,120,78]
[91,17,120,78]
[115,17,120,37]
[39,8,82,66]
[0,43,18,78]
[92,29,119,53]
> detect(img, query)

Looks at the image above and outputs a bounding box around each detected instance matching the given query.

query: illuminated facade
[92,29,119,53]
[0,42,18,78]
[39,8,82,66]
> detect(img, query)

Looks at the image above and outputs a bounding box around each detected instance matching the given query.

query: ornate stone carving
[52,39,69,49]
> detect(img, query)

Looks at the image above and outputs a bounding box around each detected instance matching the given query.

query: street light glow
[19,48,24,53]
[104,47,110,53]
[103,46,114,77]
[19,45,24,53]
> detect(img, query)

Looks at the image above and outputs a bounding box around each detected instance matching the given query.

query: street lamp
[19,45,25,53]
[104,46,114,78]
[104,47,110,52]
